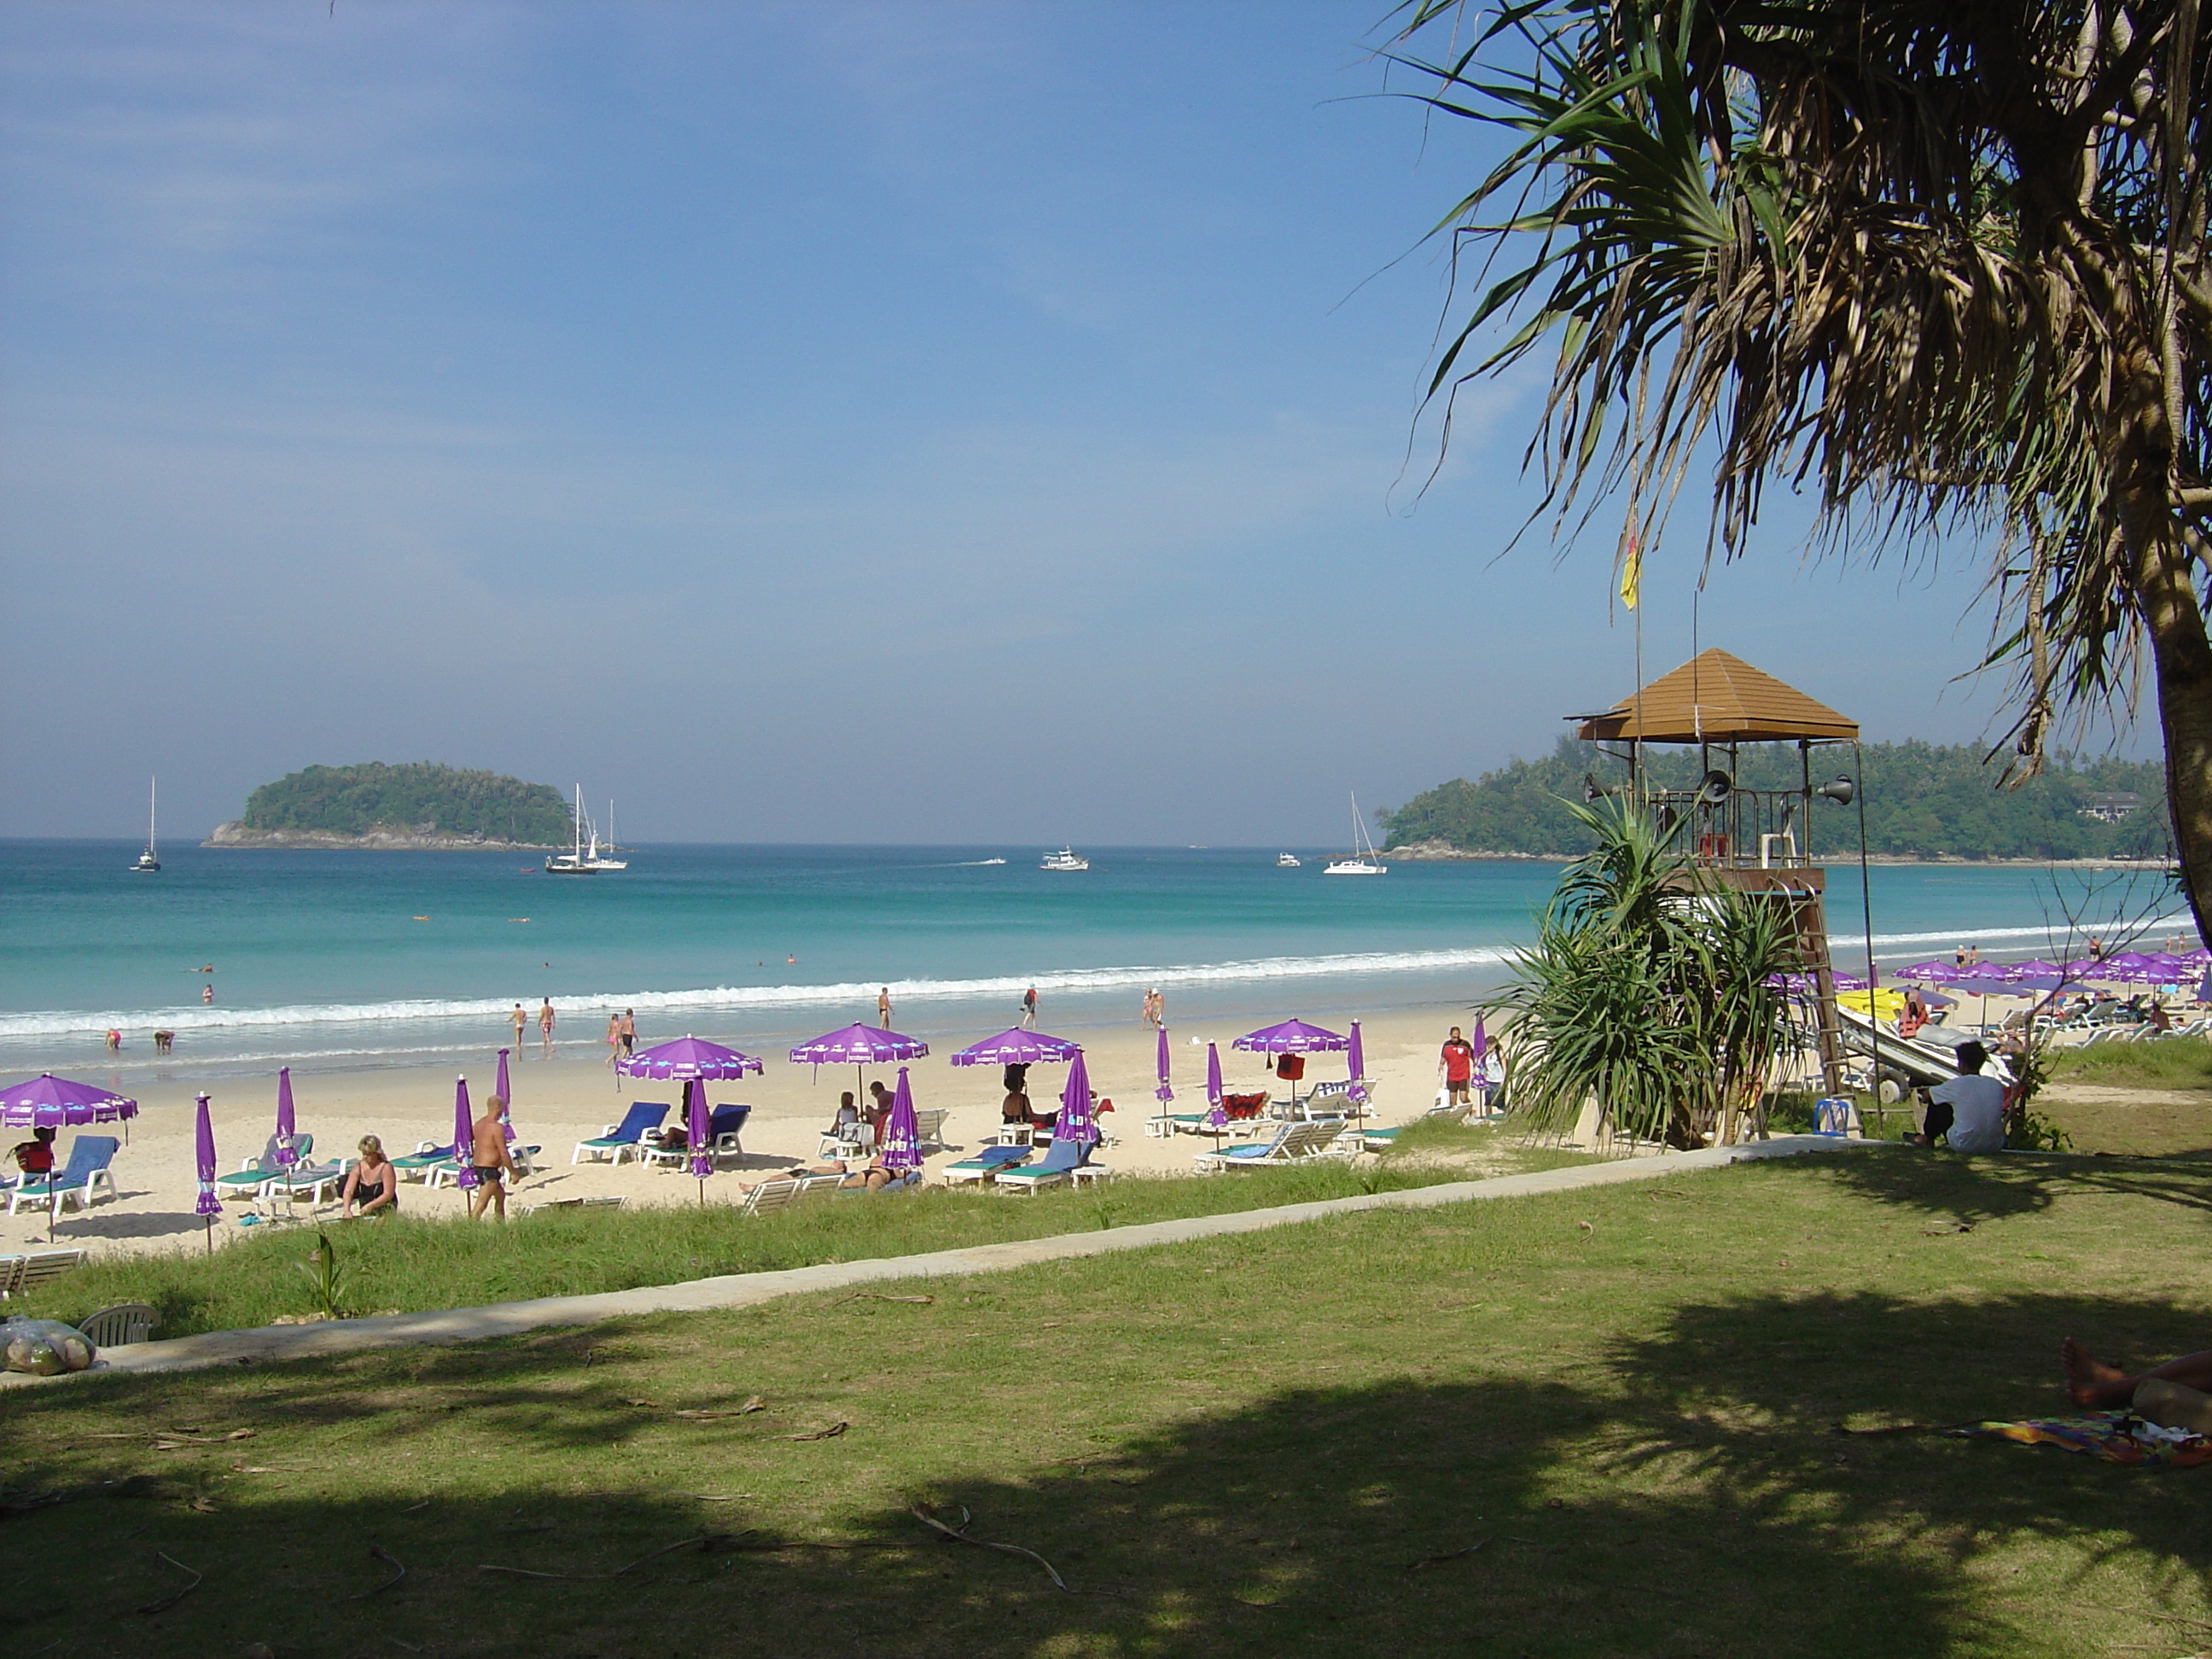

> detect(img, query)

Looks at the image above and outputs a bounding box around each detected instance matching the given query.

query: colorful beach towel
[1952,1411,2212,1468]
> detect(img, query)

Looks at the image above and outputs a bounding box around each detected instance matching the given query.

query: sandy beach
[3,1004,1475,1261]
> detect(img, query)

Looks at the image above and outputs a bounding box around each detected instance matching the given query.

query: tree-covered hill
[1380,739,2169,861]
[239,764,572,844]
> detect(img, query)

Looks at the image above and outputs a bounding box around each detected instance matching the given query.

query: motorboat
[1039,847,1090,871]
[131,778,160,873]
[1276,852,1301,868]
[1323,793,1388,876]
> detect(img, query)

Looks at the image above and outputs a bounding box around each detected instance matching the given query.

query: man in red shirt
[1440,1027,1478,1112]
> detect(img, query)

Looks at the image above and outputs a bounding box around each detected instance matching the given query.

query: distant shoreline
[1383,837,2170,871]
[201,822,557,853]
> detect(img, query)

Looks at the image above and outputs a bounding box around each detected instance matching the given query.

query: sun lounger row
[938,1138,1109,1192]
[574,1102,751,1167]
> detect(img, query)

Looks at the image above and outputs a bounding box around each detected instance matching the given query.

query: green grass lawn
[2046,1035,2212,1091]
[8,1147,2212,1657]
[12,1120,1579,1338]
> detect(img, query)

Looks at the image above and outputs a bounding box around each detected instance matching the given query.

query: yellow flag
[1618,533,1641,611]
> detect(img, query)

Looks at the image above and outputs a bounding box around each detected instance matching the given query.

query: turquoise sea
[0,840,2168,1082]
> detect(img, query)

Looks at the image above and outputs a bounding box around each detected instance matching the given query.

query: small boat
[1276,852,1301,868]
[1040,847,1090,871]
[1323,793,1388,876]
[131,778,160,873]
[976,856,1006,866]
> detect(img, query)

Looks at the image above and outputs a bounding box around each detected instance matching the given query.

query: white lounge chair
[737,1178,802,1216]
[1192,1121,1343,1173]
[7,1138,119,1216]
[992,1139,1086,1194]
[5,1249,86,1297]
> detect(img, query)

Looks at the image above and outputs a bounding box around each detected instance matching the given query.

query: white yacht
[545,787,628,875]
[1323,794,1388,876]
[1039,847,1090,871]
[131,778,160,873]
[1276,852,1301,868]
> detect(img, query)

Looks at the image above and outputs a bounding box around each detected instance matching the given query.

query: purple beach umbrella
[1057,1049,1096,1150]
[451,1075,478,1190]
[1346,1020,1368,1109]
[194,1091,219,1254]
[1155,1025,1173,1105]
[1205,1041,1224,1108]
[496,1047,517,1143]
[273,1067,298,1168]
[790,1022,929,1100]
[881,1067,923,1175]
[620,1035,768,1081]
[685,1079,713,1189]
[0,1074,139,1131]
[1232,1018,1351,1054]
[949,1027,1081,1068]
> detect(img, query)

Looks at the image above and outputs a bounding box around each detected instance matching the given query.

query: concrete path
[13,1135,1877,1385]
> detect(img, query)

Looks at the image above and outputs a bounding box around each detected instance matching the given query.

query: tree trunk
[2123,490,2212,946]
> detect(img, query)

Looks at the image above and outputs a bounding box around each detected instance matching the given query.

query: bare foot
[2061,1336,2133,1407]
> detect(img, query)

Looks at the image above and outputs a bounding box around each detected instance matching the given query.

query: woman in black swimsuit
[341,1135,399,1219]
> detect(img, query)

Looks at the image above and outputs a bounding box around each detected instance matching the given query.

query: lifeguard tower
[1572,649,1866,1097]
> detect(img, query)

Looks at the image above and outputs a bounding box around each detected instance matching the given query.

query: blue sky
[0,3,2144,843]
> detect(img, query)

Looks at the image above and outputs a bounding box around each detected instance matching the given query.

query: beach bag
[2,1318,95,1375]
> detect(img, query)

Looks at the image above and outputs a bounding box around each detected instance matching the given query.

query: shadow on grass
[1807,1145,2212,1226]
[10,1300,2209,1657]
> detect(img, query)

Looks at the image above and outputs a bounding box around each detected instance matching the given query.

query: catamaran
[131,778,160,873]
[1323,793,1388,876]
[545,787,628,875]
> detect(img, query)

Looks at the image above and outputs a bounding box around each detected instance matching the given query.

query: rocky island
[203,762,570,851]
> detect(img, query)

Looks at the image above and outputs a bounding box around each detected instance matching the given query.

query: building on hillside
[2081,791,2142,822]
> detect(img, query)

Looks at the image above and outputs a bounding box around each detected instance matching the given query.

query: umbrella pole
[204,1215,212,1256]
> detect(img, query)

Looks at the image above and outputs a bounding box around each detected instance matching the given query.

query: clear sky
[0,3,2148,843]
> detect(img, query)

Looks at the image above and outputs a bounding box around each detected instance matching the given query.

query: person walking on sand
[1440,1026,1478,1113]
[604,1010,621,1068]
[469,1094,519,1220]
[877,987,893,1028]
[1021,986,1039,1029]
[509,1003,528,1051]
[538,998,555,1056]
[1143,988,1161,1029]
[618,1009,637,1059]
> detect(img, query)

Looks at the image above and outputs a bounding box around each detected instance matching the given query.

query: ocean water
[0,840,2168,1082]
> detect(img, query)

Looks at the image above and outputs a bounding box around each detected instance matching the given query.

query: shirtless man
[469,1093,519,1220]
[877,987,894,1028]
[538,998,556,1056]
[509,1003,528,1051]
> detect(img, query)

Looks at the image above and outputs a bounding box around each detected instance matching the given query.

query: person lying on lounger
[2062,1338,2212,1435]
[749,1157,914,1193]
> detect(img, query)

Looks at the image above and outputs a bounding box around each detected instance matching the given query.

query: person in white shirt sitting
[1906,1041,2008,1152]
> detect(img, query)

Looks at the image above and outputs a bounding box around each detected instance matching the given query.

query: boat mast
[148,777,158,857]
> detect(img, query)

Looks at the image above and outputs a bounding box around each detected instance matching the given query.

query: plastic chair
[77,1303,158,1348]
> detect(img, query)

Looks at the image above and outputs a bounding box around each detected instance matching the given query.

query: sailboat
[1323,793,1388,876]
[131,778,160,873]
[591,800,629,871]
[545,787,626,874]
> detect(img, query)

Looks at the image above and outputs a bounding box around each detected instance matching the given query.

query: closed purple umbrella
[685,1078,712,1189]
[0,1074,138,1130]
[496,1047,515,1144]
[451,1075,478,1189]
[1154,1025,1173,1104]
[880,1067,923,1175]
[273,1067,298,1168]
[194,1091,219,1254]
[1346,1020,1368,1109]
[1203,1043,1227,1142]
[1057,1050,1096,1150]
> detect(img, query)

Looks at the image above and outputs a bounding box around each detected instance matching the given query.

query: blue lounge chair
[571,1103,670,1165]
[215,1132,316,1197]
[940,1144,1033,1186]
[992,1138,1086,1194]
[8,1136,120,1216]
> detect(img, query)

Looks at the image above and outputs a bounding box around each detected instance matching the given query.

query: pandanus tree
[1491,799,1798,1145]
[1386,1,2212,930]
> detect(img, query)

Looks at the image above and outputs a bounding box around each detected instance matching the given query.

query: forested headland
[205,763,572,849]
[1380,740,2169,862]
